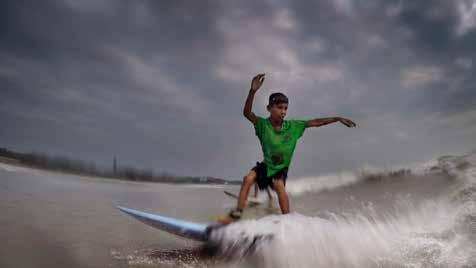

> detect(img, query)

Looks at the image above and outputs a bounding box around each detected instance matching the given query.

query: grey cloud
[1,0,476,179]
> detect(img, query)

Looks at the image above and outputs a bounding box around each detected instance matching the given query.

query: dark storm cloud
[393,1,459,50]
[1,0,476,178]
[283,0,476,116]
[0,0,227,173]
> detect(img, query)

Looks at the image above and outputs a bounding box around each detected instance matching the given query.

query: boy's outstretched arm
[243,73,265,125]
[306,117,356,128]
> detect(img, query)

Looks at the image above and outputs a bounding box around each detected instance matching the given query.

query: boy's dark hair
[268,92,288,106]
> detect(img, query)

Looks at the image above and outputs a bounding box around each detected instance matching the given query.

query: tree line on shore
[0,147,239,185]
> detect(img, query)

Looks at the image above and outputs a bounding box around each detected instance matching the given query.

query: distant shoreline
[0,149,241,185]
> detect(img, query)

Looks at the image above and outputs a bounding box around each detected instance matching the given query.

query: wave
[210,202,471,267]
[209,151,476,267]
[285,153,473,197]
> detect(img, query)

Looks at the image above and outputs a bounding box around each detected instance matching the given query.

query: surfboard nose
[116,206,211,242]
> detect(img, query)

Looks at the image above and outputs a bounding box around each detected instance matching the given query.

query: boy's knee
[272,179,285,190]
[243,174,255,186]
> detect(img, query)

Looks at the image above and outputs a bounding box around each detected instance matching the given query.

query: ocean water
[1,151,475,267]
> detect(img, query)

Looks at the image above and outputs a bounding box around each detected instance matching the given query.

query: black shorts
[251,162,288,190]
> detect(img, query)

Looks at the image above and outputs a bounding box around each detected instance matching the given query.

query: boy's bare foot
[216,215,237,224]
[216,209,242,225]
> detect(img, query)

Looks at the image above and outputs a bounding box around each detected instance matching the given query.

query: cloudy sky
[1,0,476,179]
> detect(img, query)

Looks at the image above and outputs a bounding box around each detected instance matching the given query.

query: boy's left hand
[338,117,356,128]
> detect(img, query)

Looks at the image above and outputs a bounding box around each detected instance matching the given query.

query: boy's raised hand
[338,117,357,128]
[250,73,265,92]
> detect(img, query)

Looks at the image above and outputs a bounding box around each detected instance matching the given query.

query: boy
[217,73,356,224]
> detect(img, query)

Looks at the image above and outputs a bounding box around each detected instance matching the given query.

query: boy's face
[267,103,288,120]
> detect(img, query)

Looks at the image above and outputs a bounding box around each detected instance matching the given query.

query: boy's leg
[217,169,258,224]
[272,179,290,214]
[236,170,258,210]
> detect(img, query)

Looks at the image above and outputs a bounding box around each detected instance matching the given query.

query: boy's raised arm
[243,73,265,125]
[306,117,356,128]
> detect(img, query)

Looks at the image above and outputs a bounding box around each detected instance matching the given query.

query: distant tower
[113,156,117,175]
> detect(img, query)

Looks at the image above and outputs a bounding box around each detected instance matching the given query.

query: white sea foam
[0,162,33,173]
[212,196,474,267]
[286,171,360,197]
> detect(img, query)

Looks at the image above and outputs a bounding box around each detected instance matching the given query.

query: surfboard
[224,190,262,205]
[117,206,276,249]
[117,206,220,242]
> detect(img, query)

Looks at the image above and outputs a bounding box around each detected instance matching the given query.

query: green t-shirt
[254,116,308,177]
